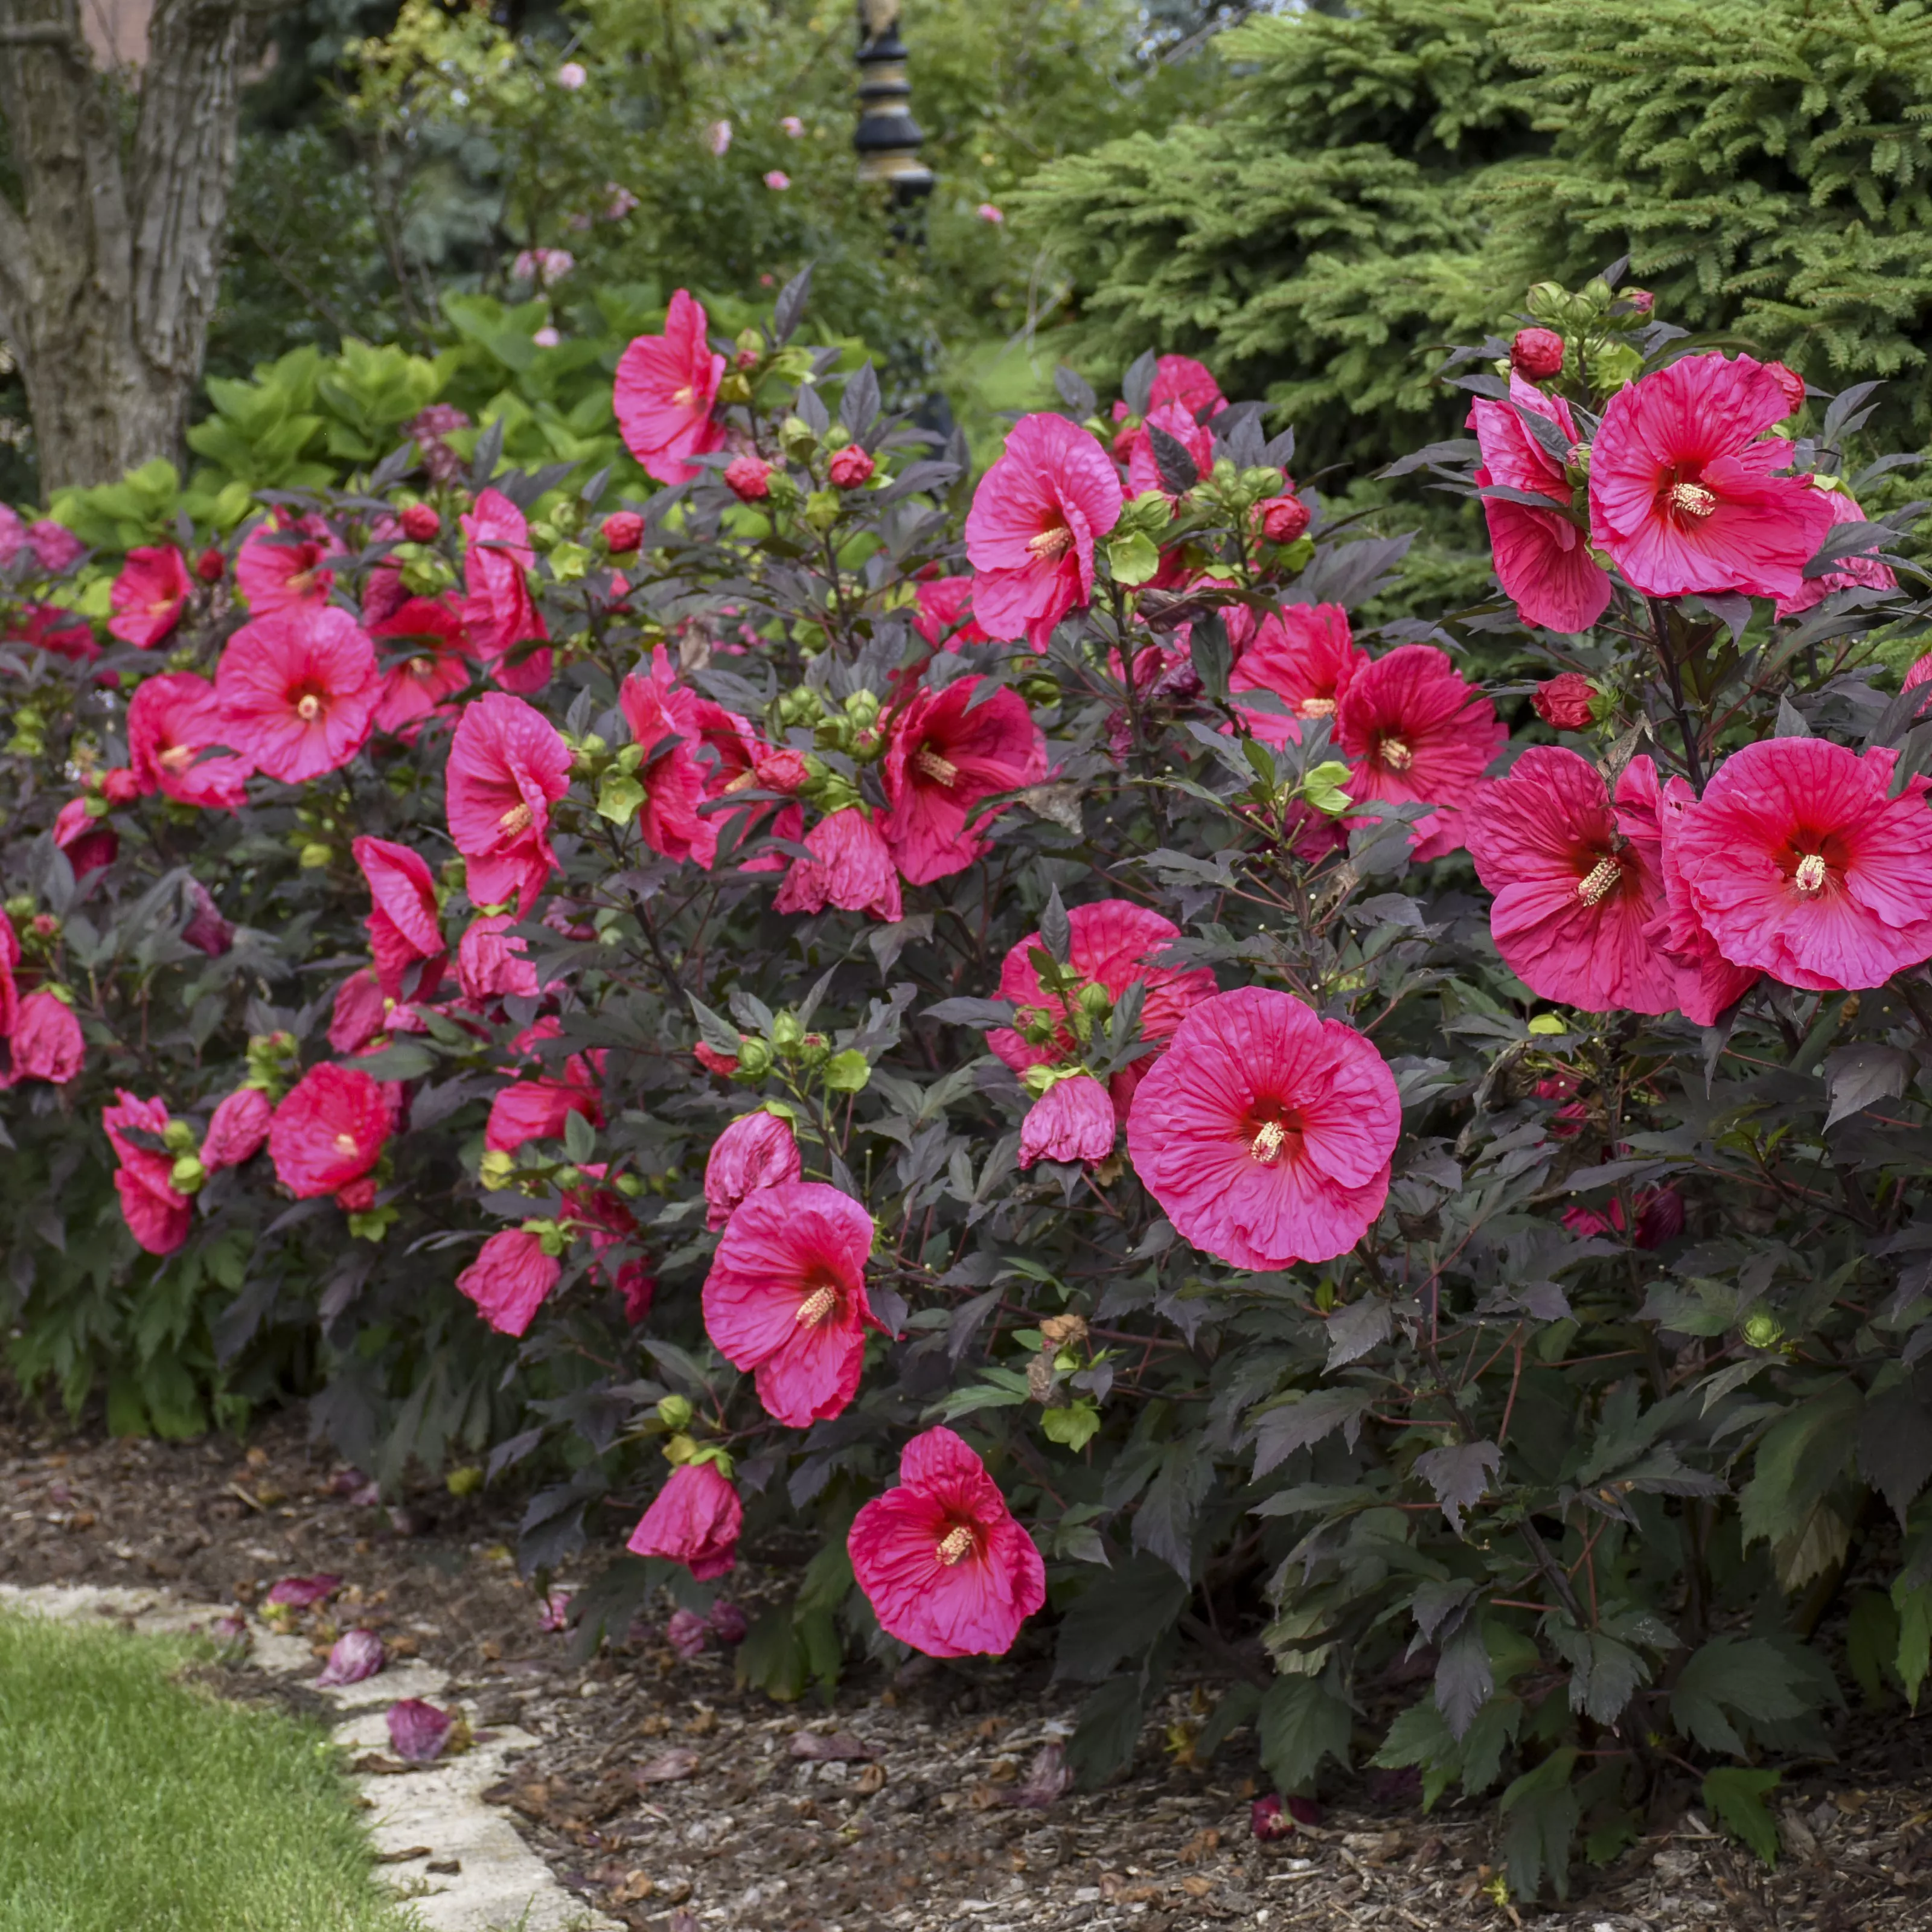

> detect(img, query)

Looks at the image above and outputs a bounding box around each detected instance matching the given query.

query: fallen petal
[666,1608,708,1660]
[707,1599,747,1645]
[318,1627,387,1686]
[998,1741,1071,1809]
[388,1697,458,1764]
[266,1572,344,1608]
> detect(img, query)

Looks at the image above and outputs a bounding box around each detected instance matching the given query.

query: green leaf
[1257,1672,1352,1791]
[1703,1767,1781,1867]
[1067,1677,1146,1787]
[1894,1582,1932,1709]
[822,1050,871,1093]
[1670,1637,1810,1754]
[1500,1746,1578,1901]
[597,772,645,823]
[563,1107,597,1163]
[1846,1591,1899,1705]
[1042,1400,1101,1451]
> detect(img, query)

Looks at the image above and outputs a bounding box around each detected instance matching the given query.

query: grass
[0,1608,417,1932]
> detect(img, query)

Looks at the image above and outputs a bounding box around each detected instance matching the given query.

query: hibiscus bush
[6,261,1932,1901]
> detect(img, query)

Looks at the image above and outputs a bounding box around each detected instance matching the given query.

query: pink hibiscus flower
[1110,356,1227,461]
[626,1463,743,1579]
[53,796,117,878]
[1464,747,1679,1014]
[201,1087,273,1171]
[10,603,98,665]
[1019,1073,1117,1168]
[445,694,572,914]
[1228,604,1367,746]
[1563,1186,1685,1250]
[773,807,903,923]
[235,512,339,615]
[1334,644,1506,862]
[912,577,988,651]
[351,836,446,1000]
[1773,487,1898,618]
[705,1110,803,1230]
[2,991,83,1086]
[457,1228,561,1337]
[848,1427,1046,1659]
[128,672,254,810]
[269,1064,390,1200]
[693,700,803,870]
[619,650,716,866]
[103,1090,193,1255]
[1125,986,1400,1270]
[964,414,1122,648]
[989,899,1216,1119]
[1125,400,1215,499]
[1669,737,1932,992]
[371,596,477,737]
[457,911,540,1004]
[1588,353,1835,601]
[328,968,389,1057]
[485,1044,605,1153]
[880,677,1048,884]
[215,604,381,784]
[701,1181,884,1427]
[460,490,551,695]
[1649,775,1760,1025]
[614,289,727,485]
[107,545,193,649]
[1468,376,1611,633]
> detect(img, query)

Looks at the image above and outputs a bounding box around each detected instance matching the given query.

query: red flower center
[936,1523,976,1566]
[1378,735,1413,772]
[1027,524,1073,565]
[1575,853,1622,906]
[913,744,959,788]
[1246,1108,1304,1166]
[1660,472,1718,523]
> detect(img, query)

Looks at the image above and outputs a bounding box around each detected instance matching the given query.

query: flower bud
[827,444,875,489]
[724,455,773,503]
[656,1393,694,1429]
[1256,493,1310,545]
[734,1037,773,1078]
[753,747,809,792]
[1510,327,1566,382]
[170,1154,206,1194]
[770,1012,805,1052]
[400,502,441,542]
[1742,1310,1783,1351]
[194,545,226,584]
[162,1119,197,1154]
[1531,673,1599,732]
[601,509,645,553]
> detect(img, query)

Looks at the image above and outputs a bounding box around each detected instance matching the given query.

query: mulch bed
[4,1381,1930,1931]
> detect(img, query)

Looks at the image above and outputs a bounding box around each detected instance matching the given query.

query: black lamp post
[854,0,933,210]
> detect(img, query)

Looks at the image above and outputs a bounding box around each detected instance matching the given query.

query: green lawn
[0,1608,417,1932]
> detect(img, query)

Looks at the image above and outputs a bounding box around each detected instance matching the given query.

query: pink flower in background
[615,290,727,485]
[485,1046,604,1154]
[704,1110,802,1229]
[880,677,1047,884]
[202,1087,273,1171]
[627,1462,743,1579]
[235,513,337,615]
[103,1090,192,1255]
[848,1427,1045,1659]
[53,796,117,878]
[446,693,572,913]
[1019,1073,1116,1168]
[531,325,561,350]
[965,413,1122,648]
[912,577,988,650]
[604,182,639,220]
[1774,488,1897,618]
[619,650,717,866]
[370,595,476,737]
[457,1228,561,1337]
[780,115,805,136]
[1669,737,1932,992]
[108,546,193,648]
[1463,747,1678,1014]
[1468,376,1611,633]
[702,1181,883,1427]
[3,991,83,1086]
[513,248,574,287]
[181,881,234,956]
[216,604,380,784]
[976,203,1004,223]
[460,490,551,695]
[352,836,445,999]
[1228,603,1366,746]
[10,602,99,664]
[1125,400,1214,499]
[554,60,586,89]
[458,912,539,1004]
[129,672,253,810]
[708,120,733,156]
[1144,355,1225,421]
[328,969,388,1056]
[1564,1187,1685,1250]
[692,699,802,869]
[1588,352,1834,601]
[773,807,903,922]
[1126,987,1400,1270]
[990,900,1215,1119]
[270,1064,389,1198]
[27,519,84,574]
[1334,643,1505,862]
[764,170,791,191]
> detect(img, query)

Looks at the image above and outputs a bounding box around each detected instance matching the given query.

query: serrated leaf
[1670,1637,1809,1754]
[1413,1440,1502,1535]
[1703,1767,1781,1868]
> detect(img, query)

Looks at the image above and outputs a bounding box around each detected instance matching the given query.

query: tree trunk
[0,0,254,493]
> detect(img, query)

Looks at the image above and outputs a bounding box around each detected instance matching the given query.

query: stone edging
[0,1581,619,1932]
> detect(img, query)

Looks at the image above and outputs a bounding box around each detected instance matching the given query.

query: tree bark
[0,0,255,492]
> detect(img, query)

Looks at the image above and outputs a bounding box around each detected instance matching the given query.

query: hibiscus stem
[1648,597,1706,790]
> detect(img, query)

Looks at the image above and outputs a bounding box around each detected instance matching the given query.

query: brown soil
[4,1385,1930,1931]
